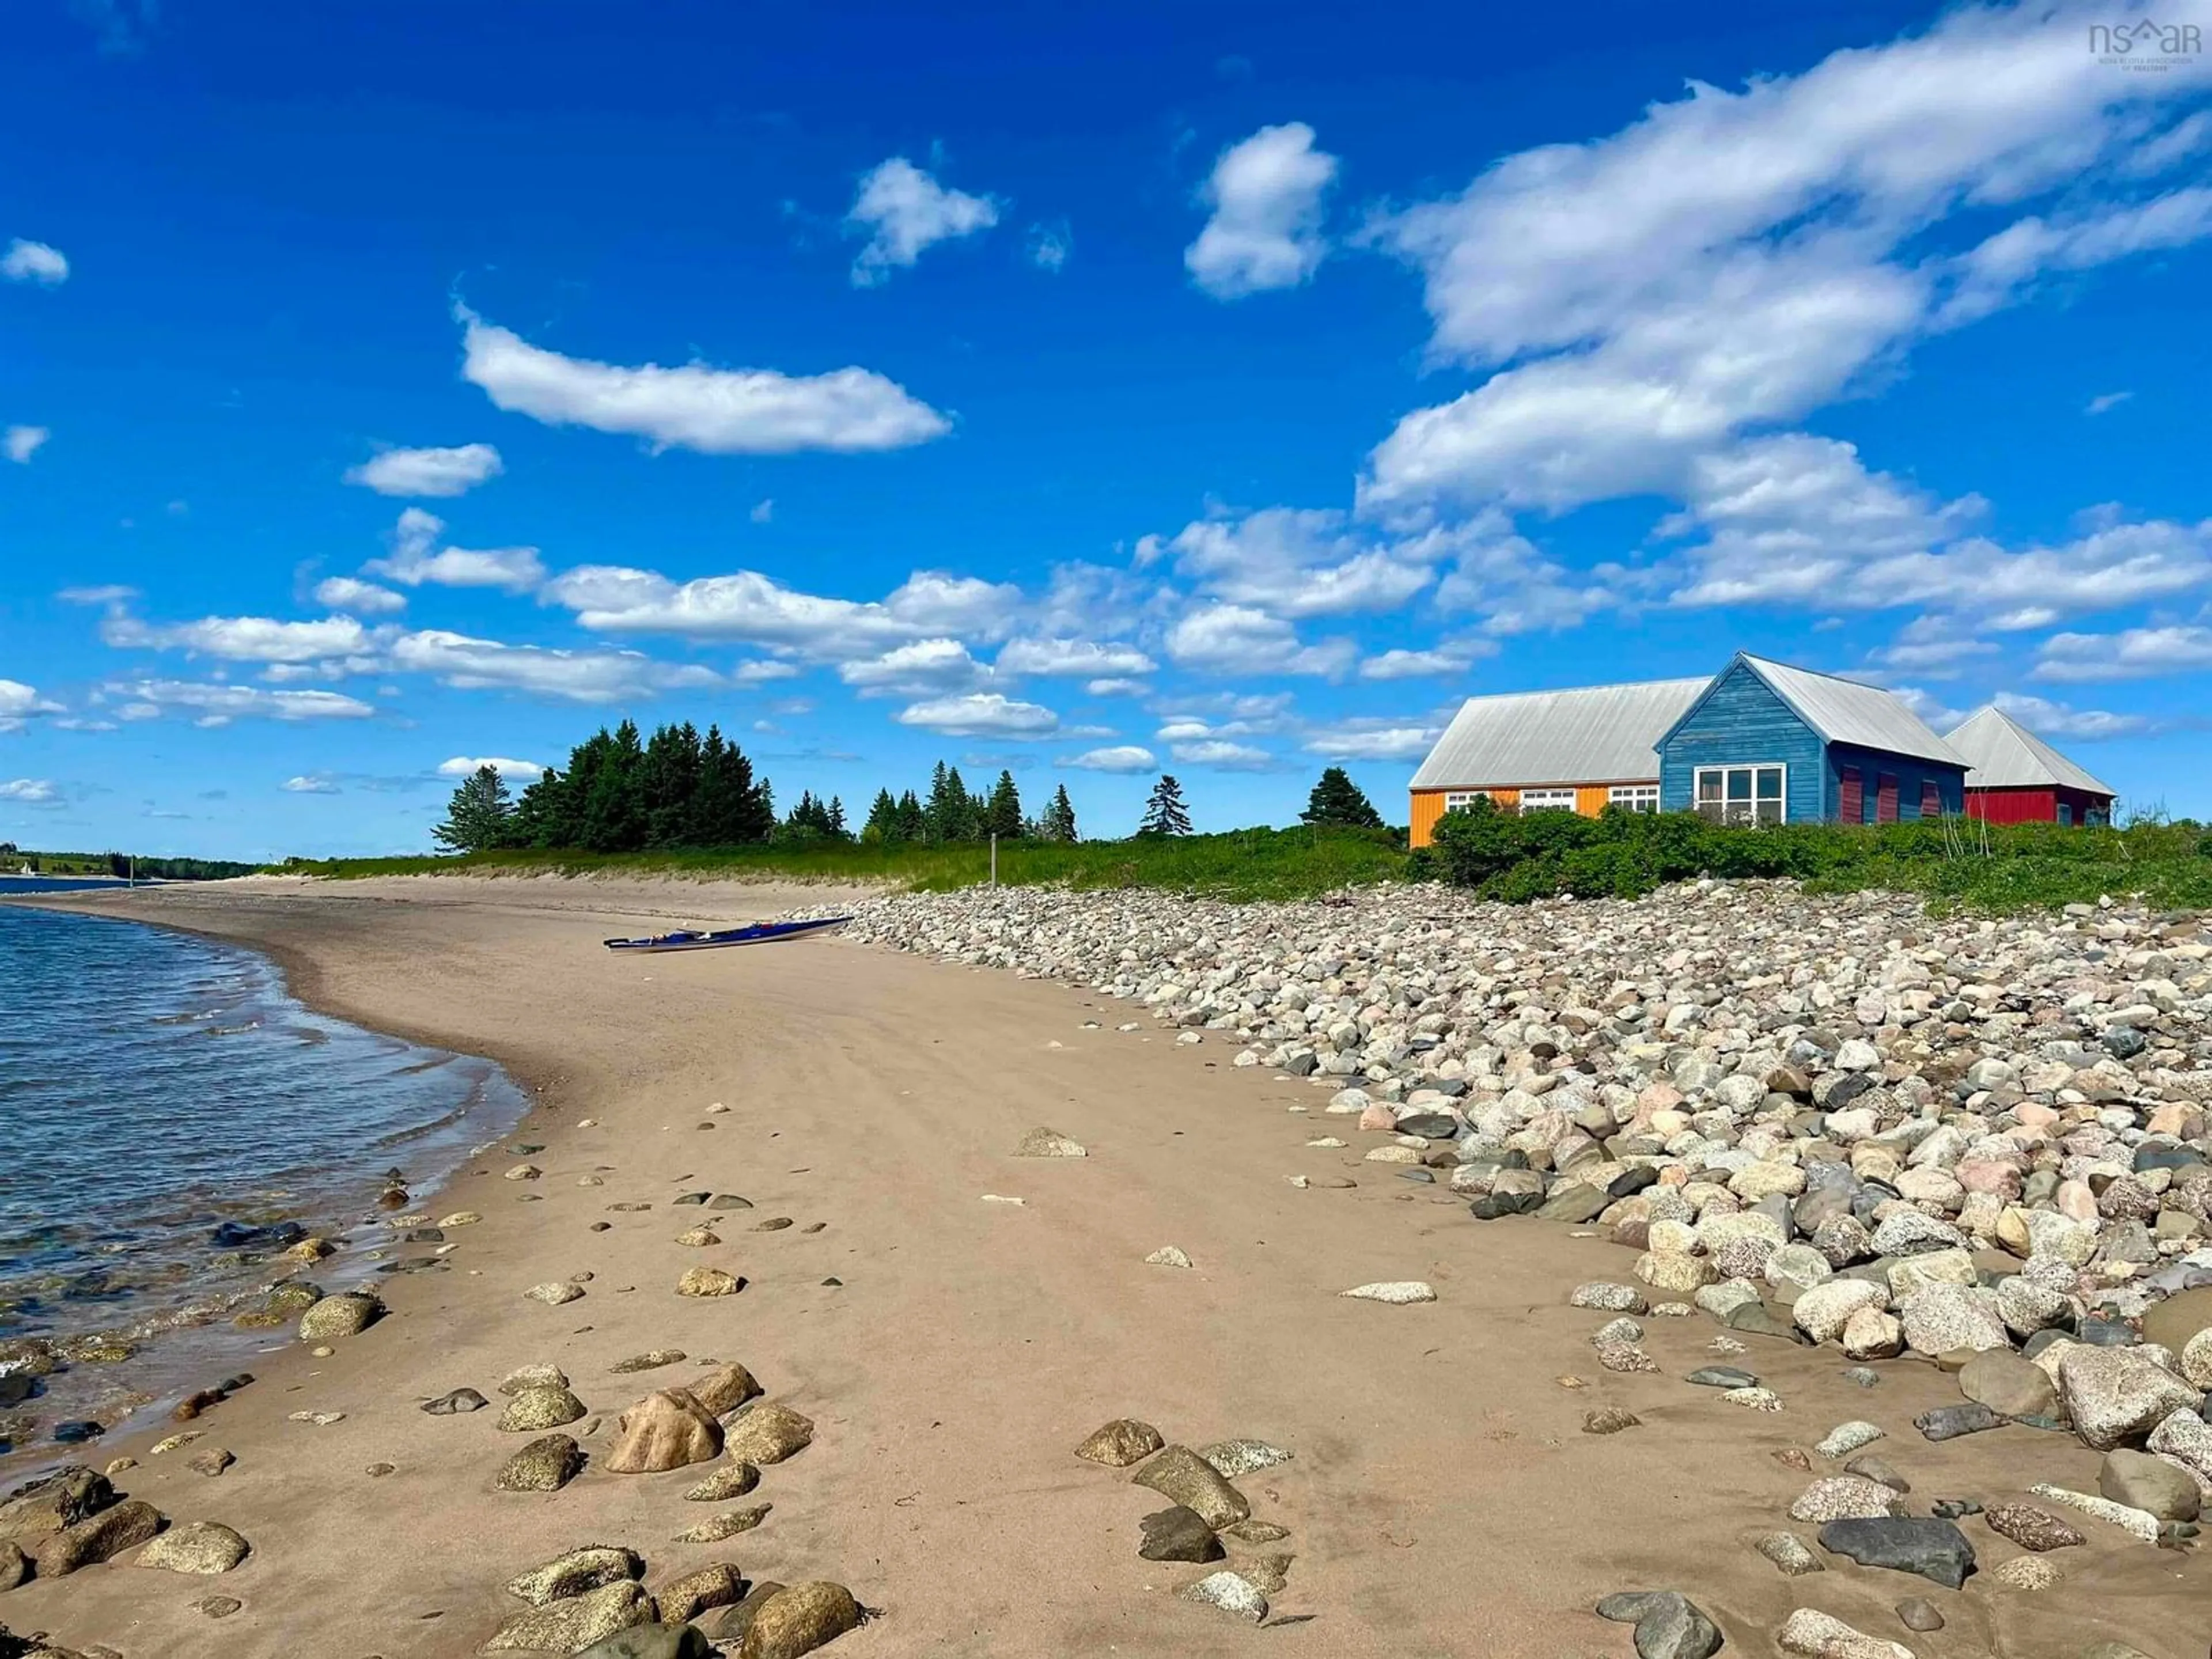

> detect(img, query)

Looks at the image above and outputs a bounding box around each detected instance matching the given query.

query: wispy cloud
[846,157,1002,285]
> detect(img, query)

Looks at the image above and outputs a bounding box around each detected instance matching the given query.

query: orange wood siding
[1410,781,1656,847]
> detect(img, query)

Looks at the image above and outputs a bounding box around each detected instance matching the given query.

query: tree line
[433,720,1390,855]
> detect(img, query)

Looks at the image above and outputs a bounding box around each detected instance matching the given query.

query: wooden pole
[990,833,998,888]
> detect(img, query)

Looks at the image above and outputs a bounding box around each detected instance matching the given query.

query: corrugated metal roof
[1410,677,1709,789]
[1738,656,1964,767]
[1944,706,2116,795]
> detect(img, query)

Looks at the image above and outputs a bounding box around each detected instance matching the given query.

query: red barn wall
[1966,787,2057,824]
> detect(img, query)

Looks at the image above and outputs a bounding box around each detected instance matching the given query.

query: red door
[1839,767,1862,824]
[1920,781,1941,819]
[1877,774,1899,824]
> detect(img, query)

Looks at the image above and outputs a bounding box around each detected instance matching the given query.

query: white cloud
[2034,624,2212,681]
[313,576,408,616]
[56,585,137,605]
[893,692,1058,737]
[845,157,1002,285]
[5,425,48,463]
[1185,122,1338,298]
[1061,745,1156,772]
[732,659,800,684]
[281,775,341,794]
[1168,738,1277,770]
[365,507,546,593]
[0,680,64,733]
[1876,683,1969,733]
[1164,604,1356,678]
[2,240,67,285]
[1141,506,1437,618]
[388,629,720,703]
[1027,220,1072,271]
[1361,5,2212,518]
[547,562,1017,657]
[1665,436,2212,620]
[1989,691,2152,738]
[2086,391,2134,415]
[995,637,1157,677]
[438,755,547,780]
[457,308,950,454]
[838,638,991,698]
[750,498,775,524]
[345,443,504,498]
[1085,676,1148,696]
[1301,721,1445,762]
[0,778,59,804]
[101,611,375,664]
[51,717,115,732]
[1358,642,1495,680]
[1866,615,2000,679]
[104,679,376,722]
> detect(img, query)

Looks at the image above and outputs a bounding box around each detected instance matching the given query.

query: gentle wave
[0,905,527,1472]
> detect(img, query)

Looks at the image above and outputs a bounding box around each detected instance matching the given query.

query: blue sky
[5,0,2211,855]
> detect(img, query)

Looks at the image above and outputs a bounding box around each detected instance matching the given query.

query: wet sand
[4,876,2199,1658]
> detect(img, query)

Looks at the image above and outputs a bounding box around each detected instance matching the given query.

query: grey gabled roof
[1736,655,1965,768]
[1944,706,2116,796]
[1410,677,1709,790]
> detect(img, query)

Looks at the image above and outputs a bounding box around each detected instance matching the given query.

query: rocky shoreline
[839,878,2212,1656]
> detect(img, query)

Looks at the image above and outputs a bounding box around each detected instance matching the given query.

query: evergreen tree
[895,789,926,842]
[1138,774,1192,837]
[641,721,704,847]
[982,770,1024,839]
[1301,766,1385,829]
[926,761,981,842]
[432,764,516,854]
[862,787,902,843]
[578,719,647,851]
[1040,783,1078,843]
[827,796,848,840]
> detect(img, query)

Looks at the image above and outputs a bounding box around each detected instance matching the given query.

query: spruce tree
[983,770,1024,839]
[1041,783,1078,843]
[1138,774,1192,837]
[895,789,926,842]
[862,787,901,843]
[432,763,514,853]
[827,796,848,840]
[1300,766,1384,829]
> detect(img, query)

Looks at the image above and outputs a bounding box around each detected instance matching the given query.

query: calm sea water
[0,903,526,1468]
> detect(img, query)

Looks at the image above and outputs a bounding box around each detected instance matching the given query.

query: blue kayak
[603,915,851,953]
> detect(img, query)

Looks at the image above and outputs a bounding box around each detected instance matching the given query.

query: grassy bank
[1417,803,2212,912]
[270,826,1414,903]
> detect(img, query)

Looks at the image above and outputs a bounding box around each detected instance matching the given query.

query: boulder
[1957,1351,2057,1419]
[499,1385,588,1433]
[482,1580,656,1652]
[505,1545,645,1606]
[1896,1285,2009,1357]
[495,1434,585,1492]
[31,1498,162,1577]
[687,1363,764,1416]
[1983,1503,2084,1551]
[0,1466,113,1545]
[134,1521,249,1574]
[2058,1347,2201,1450]
[1793,1279,1888,1344]
[576,1626,714,1659]
[604,1391,724,1474]
[656,1562,747,1624]
[1130,1445,1250,1529]
[1075,1419,1164,1467]
[676,1268,743,1298]
[1138,1504,1223,1563]
[2141,1285,2212,1355]
[722,1403,815,1466]
[2098,1448,2201,1522]
[1777,1609,1914,1658]
[738,1580,862,1658]
[1817,1518,1976,1589]
[1593,1590,1724,1659]
[297,1291,382,1340]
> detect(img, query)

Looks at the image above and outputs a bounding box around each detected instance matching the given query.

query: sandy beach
[1,876,2202,1658]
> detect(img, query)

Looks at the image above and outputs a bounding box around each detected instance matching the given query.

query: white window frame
[1442,790,1487,811]
[1518,787,1578,812]
[1609,784,1661,814]
[1694,763,1786,827]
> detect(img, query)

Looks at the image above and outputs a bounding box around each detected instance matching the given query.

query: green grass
[1418,804,2212,914]
[268,825,1415,903]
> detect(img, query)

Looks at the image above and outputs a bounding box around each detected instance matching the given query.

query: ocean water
[0,904,526,1469]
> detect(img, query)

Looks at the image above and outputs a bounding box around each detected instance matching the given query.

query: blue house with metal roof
[1656,654,1968,825]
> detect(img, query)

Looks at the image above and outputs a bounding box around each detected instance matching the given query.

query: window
[1877,773,1899,824]
[2058,802,2074,828]
[1520,788,1578,812]
[1443,791,1486,811]
[1694,764,1785,827]
[1919,780,1942,820]
[2085,805,2108,828]
[1609,784,1661,814]
[1839,767,1862,824]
